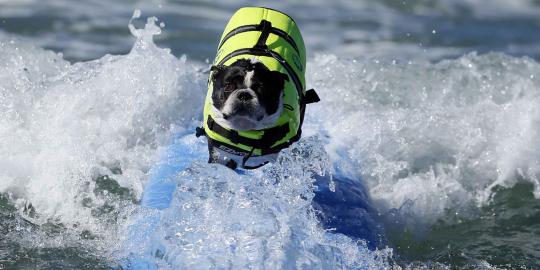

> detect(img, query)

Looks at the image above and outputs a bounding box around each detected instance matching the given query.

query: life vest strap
[303,89,320,105]
[218,23,300,54]
[206,115,290,151]
[195,126,206,137]
[207,134,297,157]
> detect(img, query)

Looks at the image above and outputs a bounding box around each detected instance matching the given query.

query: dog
[197,7,319,170]
[209,58,289,132]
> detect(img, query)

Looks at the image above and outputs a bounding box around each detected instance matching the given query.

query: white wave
[307,53,540,225]
[0,11,205,237]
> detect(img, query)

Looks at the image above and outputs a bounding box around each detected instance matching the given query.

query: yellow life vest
[197,7,319,169]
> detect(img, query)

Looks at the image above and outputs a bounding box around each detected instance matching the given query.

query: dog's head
[210,58,289,131]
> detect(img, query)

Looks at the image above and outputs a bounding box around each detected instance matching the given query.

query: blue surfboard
[120,132,205,269]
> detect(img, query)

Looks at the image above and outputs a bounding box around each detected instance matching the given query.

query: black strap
[261,122,290,145]
[303,89,320,105]
[206,116,290,150]
[195,126,206,137]
[255,20,272,49]
[241,147,256,168]
[217,24,300,54]
[206,129,299,157]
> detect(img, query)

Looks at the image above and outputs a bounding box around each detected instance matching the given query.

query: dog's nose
[237,92,253,101]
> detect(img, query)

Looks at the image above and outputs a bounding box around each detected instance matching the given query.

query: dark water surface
[2,0,540,62]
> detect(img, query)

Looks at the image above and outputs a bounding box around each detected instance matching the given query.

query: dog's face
[210,58,289,131]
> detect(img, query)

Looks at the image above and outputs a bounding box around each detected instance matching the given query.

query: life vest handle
[254,20,272,49]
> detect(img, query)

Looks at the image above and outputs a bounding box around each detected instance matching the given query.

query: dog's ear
[271,71,289,82]
[210,65,223,71]
[210,65,226,81]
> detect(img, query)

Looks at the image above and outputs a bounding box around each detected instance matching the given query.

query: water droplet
[132,9,141,19]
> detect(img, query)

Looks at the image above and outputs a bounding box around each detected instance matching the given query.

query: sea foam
[308,53,540,225]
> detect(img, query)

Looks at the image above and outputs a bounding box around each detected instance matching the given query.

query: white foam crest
[124,138,392,269]
[307,53,540,224]
[0,14,205,239]
[129,10,165,53]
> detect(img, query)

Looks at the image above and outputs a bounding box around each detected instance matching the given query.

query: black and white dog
[210,58,289,131]
[203,58,291,168]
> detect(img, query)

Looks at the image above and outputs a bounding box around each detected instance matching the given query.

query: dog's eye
[224,83,235,93]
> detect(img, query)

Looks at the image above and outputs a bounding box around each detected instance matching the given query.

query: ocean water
[1,0,540,269]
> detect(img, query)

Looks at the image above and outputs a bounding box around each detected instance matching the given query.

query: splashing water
[0,10,206,264]
[0,11,394,269]
[118,137,393,269]
[308,53,540,225]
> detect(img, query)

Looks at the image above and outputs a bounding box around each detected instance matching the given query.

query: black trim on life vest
[206,115,290,150]
[218,48,304,100]
[220,157,267,170]
[218,24,300,54]
[271,27,299,52]
[207,135,289,157]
